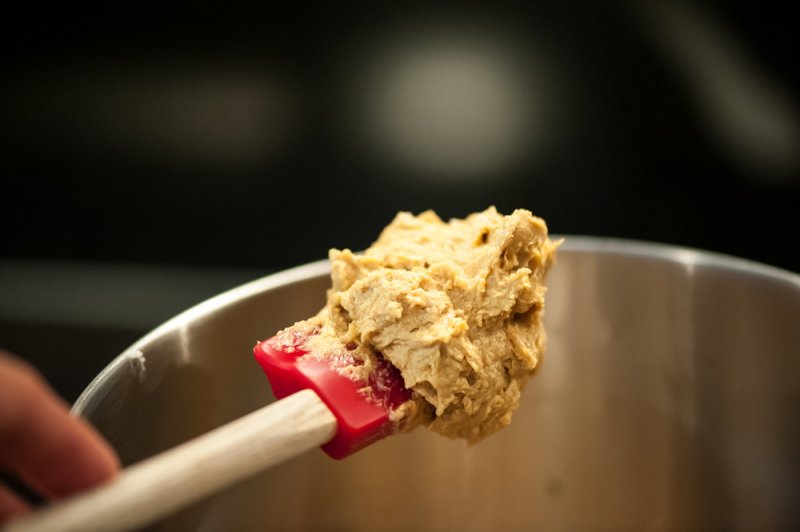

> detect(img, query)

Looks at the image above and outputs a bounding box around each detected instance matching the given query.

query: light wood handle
[3,389,337,532]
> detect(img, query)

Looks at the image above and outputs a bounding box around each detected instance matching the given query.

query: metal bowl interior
[75,238,800,532]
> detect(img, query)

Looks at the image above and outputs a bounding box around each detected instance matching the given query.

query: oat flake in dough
[289,207,558,443]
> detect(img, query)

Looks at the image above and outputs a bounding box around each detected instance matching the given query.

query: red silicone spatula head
[254,330,411,459]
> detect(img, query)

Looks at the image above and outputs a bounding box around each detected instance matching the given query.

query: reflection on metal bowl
[75,237,800,531]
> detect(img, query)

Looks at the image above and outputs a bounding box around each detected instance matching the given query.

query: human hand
[0,349,120,522]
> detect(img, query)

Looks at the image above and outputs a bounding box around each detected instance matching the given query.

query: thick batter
[283,207,558,443]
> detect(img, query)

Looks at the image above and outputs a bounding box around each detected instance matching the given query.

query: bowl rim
[73,236,799,414]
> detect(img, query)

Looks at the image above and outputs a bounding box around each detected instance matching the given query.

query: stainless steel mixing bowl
[74,238,800,531]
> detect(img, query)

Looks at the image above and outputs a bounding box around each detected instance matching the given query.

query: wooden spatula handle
[4,389,337,532]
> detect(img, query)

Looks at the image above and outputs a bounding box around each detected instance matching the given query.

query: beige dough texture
[288,207,558,443]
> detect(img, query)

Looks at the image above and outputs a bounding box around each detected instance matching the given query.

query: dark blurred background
[2,1,798,400]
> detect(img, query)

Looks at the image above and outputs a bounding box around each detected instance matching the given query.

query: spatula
[255,330,411,459]
[4,330,409,532]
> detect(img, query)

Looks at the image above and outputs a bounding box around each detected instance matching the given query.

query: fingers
[0,485,30,521]
[0,350,120,501]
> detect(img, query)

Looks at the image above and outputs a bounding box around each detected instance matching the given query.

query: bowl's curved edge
[73,259,331,415]
[73,236,799,415]
[559,236,800,286]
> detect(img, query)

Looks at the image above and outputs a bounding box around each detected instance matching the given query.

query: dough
[282,207,558,443]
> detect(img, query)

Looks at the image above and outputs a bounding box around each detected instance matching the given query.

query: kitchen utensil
[5,335,410,532]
